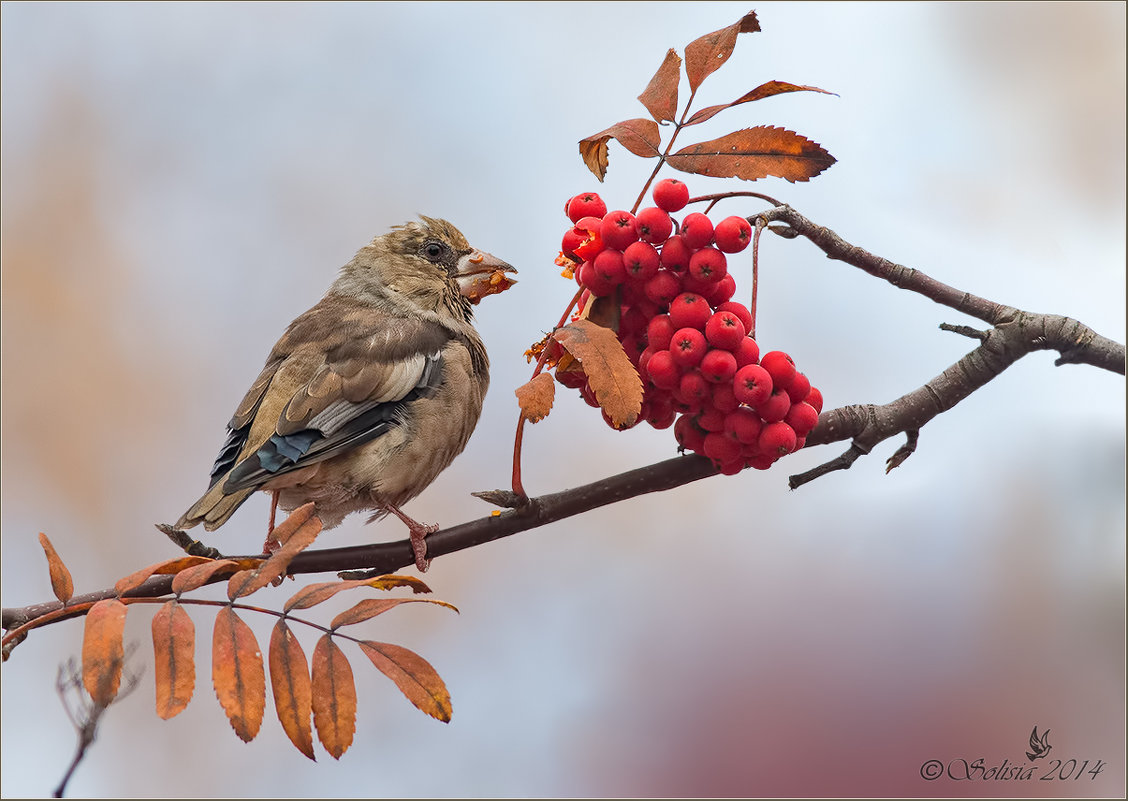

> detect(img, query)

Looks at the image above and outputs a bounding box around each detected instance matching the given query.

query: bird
[174,216,516,571]
[1026,726,1051,761]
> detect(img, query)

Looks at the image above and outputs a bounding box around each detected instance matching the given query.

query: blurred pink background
[3,2,1124,797]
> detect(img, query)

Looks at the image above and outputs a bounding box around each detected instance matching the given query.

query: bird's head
[335,217,517,323]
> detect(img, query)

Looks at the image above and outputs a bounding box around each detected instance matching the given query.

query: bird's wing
[214,298,452,493]
[1029,727,1041,751]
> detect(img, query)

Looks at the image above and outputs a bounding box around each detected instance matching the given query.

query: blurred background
[2,2,1124,797]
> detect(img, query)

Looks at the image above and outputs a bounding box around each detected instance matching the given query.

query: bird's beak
[456,250,518,304]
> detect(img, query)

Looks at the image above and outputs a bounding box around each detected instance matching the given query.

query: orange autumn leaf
[329,597,458,630]
[171,558,260,595]
[269,620,315,761]
[212,607,265,742]
[115,556,215,596]
[283,574,433,613]
[668,126,836,183]
[228,507,322,599]
[638,48,682,123]
[684,10,760,92]
[37,533,73,605]
[359,640,452,723]
[685,81,838,126]
[311,635,356,760]
[515,372,555,423]
[553,319,643,428]
[579,118,661,182]
[82,599,128,706]
[152,600,195,720]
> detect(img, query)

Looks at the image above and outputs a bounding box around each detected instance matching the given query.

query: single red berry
[688,246,727,284]
[759,351,797,391]
[646,349,680,390]
[680,272,718,298]
[757,387,792,423]
[676,369,710,404]
[701,272,737,306]
[716,301,753,335]
[784,401,819,435]
[710,379,740,413]
[681,212,714,248]
[733,364,772,406]
[786,371,811,404]
[579,381,600,408]
[716,457,746,476]
[622,241,660,283]
[794,435,806,451]
[643,270,682,306]
[700,348,738,383]
[659,234,692,273]
[713,215,753,253]
[672,396,703,416]
[593,248,626,285]
[646,393,678,429]
[620,332,647,366]
[705,310,747,351]
[748,452,778,470]
[561,227,586,260]
[724,407,763,444]
[619,305,650,336]
[572,216,605,261]
[696,405,726,432]
[669,327,707,369]
[565,192,607,223]
[637,346,657,379]
[704,431,742,465]
[646,314,675,350]
[652,178,690,213]
[674,413,706,453]
[636,207,673,244]
[759,421,798,456]
[600,210,639,251]
[733,336,761,368]
[668,292,712,331]
[805,386,824,414]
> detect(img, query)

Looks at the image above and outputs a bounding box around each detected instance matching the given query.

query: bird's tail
[176,482,256,532]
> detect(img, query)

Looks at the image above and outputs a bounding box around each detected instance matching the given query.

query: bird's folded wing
[212,299,452,493]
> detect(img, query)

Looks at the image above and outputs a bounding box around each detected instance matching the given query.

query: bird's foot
[156,523,224,560]
[382,505,438,572]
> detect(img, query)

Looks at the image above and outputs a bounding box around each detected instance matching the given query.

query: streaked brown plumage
[175,217,516,569]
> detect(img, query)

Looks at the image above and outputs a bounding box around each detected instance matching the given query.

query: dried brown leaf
[359,640,452,723]
[553,320,643,427]
[269,620,314,760]
[115,556,215,596]
[228,509,322,599]
[685,81,838,126]
[330,597,459,630]
[638,48,682,123]
[171,558,259,595]
[283,574,433,613]
[152,600,195,719]
[38,533,73,605]
[684,10,760,92]
[515,373,555,423]
[579,118,661,181]
[82,599,128,706]
[311,635,356,759]
[668,126,836,183]
[212,607,265,742]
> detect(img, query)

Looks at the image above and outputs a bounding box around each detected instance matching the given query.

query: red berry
[759,351,797,391]
[646,394,677,429]
[643,270,681,306]
[716,301,753,335]
[681,212,714,248]
[805,386,824,414]
[659,235,692,273]
[688,246,727,284]
[674,413,706,453]
[786,371,811,404]
[619,305,649,336]
[696,405,726,432]
[757,387,792,423]
[733,364,772,406]
[636,207,673,244]
[724,407,763,444]
[784,401,819,435]
[759,421,797,456]
[748,453,778,470]
[669,327,707,369]
[565,192,607,223]
[572,216,605,261]
[701,272,737,306]
[646,314,675,350]
[637,346,657,378]
[579,381,600,408]
[676,369,710,404]
[680,272,718,297]
[600,210,639,251]
[715,457,746,476]
[561,227,586,259]
[710,380,740,413]
[593,248,626,285]
[700,348,738,383]
[733,336,761,368]
[652,178,690,213]
[620,332,647,365]
[704,310,747,351]
[704,431,742,464]
[713,215,753,253]
[668,292,711,330]
[646,349,680,390]
[621,241,660,283]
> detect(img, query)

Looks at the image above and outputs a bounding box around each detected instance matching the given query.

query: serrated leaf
[684,10,760,92]
[212,607,265,742]
[311,635,356,759]
[553,320,643,427]
[515,373,555,423]
[152,600,195,719]
[330,597,459,630]
[668,126,836,183]
[685,80,838,126]
[171,558,259,595]
[116,556,216,596]
[38,533,73,605]
[579,118,661,182]
[269,620,314,761]
[638,48,682,123]
[283,574,433,613]
[82,599,128,706]
[359,640,452,723]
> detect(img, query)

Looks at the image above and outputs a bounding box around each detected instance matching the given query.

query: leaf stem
[630,86,699,215]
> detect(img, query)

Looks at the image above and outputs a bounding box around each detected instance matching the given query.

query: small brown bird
[175,217,516,570]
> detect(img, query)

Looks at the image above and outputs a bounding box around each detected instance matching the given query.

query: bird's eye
[421,241,446,262]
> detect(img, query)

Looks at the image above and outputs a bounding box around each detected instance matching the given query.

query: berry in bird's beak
[456,250,517,303]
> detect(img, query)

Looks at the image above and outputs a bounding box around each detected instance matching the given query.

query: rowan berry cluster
[555,179,822,473]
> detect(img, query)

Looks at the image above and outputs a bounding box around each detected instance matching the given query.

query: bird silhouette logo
[1026,726,1052,761]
